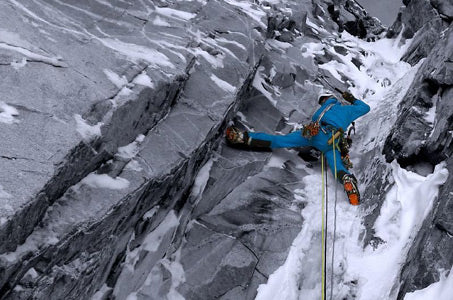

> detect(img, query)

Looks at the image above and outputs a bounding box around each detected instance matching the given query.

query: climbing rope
[330,131,339,300]
[321,154,327,300]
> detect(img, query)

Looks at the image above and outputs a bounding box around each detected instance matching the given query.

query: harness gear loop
[302,103,335,139]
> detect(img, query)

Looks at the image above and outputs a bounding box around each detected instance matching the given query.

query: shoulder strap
[316,103,335,123]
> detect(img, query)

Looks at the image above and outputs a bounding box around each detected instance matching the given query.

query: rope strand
[321,154,326,300]
[330,131,339,300]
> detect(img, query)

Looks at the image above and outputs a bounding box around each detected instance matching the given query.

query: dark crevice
[435,222,453,237]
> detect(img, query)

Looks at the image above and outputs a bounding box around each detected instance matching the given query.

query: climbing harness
[302,103,335,139]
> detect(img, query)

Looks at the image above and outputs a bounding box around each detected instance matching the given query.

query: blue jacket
[311,97,370,131]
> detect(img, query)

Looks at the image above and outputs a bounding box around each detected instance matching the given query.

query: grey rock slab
[192,90,285,218]
[401,18,445,65]
[0,157,148,292]
[1,0,267,295]
[387,0,439,39]
[0,0,198,255]
[383,26,453,165]
[177,221,258,300]
[199,163,305,278]
[431,0,453,19]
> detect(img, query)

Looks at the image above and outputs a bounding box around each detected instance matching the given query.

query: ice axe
[316,74,352,103]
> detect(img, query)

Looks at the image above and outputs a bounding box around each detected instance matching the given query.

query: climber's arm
[342,92,370,120]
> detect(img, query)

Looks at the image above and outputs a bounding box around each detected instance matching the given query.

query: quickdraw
[302,122,320,138]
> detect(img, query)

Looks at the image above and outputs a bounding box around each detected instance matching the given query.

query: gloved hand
[342,91,356,103]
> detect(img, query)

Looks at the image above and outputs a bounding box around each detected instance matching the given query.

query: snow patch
[23,267,38,279]
[116,134,145,159]
[133,71,154,88]
[154,6,196,21]
[223,0,267,28]
[152,15,171,27]
[190,159,213,201]
[81,173,130,190]
[11,58,27,69]
[301,42,325,58]
[142,210,179,252]
[0,102,19,124]
[74,114,103,141]
[124,160,143,172]
[424,103,436,124]
[252,67,277,106]
[91,284,113,300]
[104,69,128,88]
[210,74,236,93]
[0,42,64,67]
[345,161,448,300]
[99,38,174,68]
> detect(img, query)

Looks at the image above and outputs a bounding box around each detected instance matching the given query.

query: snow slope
[255,27,449,300]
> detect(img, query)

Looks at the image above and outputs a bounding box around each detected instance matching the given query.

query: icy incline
[255,25,449,300]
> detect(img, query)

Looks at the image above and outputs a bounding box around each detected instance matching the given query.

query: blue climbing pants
[248,130,349,178]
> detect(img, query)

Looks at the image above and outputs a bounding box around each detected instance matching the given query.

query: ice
[74,114,103,141]
[81,173,130,190]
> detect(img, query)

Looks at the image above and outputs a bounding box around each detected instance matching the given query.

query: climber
[226,91,370,205]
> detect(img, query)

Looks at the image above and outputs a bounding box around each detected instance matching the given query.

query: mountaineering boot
[341,173,360,205]
[226,126,249,145]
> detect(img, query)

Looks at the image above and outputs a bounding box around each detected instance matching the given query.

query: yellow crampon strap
[321,154,326,300]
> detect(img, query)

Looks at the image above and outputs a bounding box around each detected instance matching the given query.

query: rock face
[381,2,453,297]
[0,0,451,300]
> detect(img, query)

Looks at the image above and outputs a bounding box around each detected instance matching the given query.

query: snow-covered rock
[0,0,451,299]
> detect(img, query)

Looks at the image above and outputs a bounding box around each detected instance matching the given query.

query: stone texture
[0,0,263,297]
[383,26,453,166]
[1,0,450,299]
[380,5,453,298]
